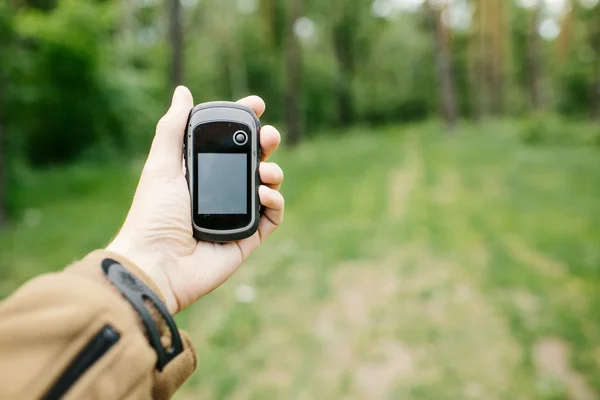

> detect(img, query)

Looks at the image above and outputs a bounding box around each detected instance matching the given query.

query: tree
[526,4,543,111]
[429,0,457,130]
[0,98,6,229]
[589,7,600,120]
[594,52,600,120]
[0,4,12,228]
[488,0,507,115]
[331,0,361,126]
[469,0,485,118]
[470,0,507,117]
[259,0,284,49]
[168,0,184,90]
[283,0,303,146]
[557,3,575,61]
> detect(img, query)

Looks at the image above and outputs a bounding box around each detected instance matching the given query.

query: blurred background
[1,0,600,398]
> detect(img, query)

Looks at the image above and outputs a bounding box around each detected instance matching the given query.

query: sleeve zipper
[42,325,120,400]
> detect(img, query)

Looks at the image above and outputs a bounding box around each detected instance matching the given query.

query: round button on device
[233,130,248,145]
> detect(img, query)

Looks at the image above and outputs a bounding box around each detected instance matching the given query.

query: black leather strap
[101,258,183,371]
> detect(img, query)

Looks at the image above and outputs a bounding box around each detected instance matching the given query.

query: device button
[233,130,248,146]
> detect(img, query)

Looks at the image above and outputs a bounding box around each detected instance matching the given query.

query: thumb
[145,86,194,175]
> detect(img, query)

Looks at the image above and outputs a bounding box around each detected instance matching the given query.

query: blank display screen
[197,153,247,214]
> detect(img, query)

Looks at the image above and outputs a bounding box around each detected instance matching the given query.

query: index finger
[237,95,266,118]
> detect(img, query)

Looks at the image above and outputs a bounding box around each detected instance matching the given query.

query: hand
[107,86,284,314]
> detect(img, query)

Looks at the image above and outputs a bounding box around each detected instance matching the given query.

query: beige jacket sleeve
[0,250,197,400]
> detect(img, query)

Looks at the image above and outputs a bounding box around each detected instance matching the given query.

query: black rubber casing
[184,102,261,242]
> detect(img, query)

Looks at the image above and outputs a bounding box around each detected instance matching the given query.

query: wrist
[105,240,179,315]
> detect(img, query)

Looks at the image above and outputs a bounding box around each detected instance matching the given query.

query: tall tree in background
[429,0,457,130]
[284,0,303,146]
[557,3,575,61]
[0,6,10,228]
[594,51,600,120]
[526,4,543,111]
[489,0,506,114]
[589,7,600,120]
[260,0,276,45]
[168,0,183,90]
[470,0,484,118]
[0,93,5,229]
[260,0,284,49]
[331,0,359,126]
[470,0,507,117]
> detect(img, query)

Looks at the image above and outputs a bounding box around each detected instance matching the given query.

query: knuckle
[156,118,169,134]
[156,113,175,133]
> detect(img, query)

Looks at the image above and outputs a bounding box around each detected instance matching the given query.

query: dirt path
[176,132,599,400]
[534,338,595,400]
[389,136,421,221]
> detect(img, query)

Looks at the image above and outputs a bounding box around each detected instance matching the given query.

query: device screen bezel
[191,121,254,231]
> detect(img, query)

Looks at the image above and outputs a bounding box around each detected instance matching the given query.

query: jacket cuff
[64,250,198,398]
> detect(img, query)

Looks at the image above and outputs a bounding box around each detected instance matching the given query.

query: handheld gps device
[184,102,261,242]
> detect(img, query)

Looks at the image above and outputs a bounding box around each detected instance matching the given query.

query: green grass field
[2,121,600,399]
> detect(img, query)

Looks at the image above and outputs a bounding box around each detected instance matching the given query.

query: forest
[1,1,599,199]
[1,1,600,398]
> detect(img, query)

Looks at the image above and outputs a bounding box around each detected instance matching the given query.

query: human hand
[107,86,284,314]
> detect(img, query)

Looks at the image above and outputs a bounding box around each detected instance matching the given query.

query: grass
[1,120,600,399]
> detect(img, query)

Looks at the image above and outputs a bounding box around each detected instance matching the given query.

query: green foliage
[2,0,599,167]
[520,113,600,147]
[557,63,594,117]
[10,1,111,163]
[4,0,160,165]
[353,15,434,124]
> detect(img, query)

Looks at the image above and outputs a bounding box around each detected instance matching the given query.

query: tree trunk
[470,0,508,118]
[527,7,543,111]
[490,0,505,115]
[284,0,303,146]
[0,19,7,228]
[332,2,356,127]
[168,0,184,90]
[479,0,493,116]
[469,0,484,120]
[558,5,574,61]
[590,12,600,121]
[260,0,284,49]
[430,2,457,131]
[593,53,600,120]
[0,110,6,229]
[333,29,354,126]
[260,0,276,47]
